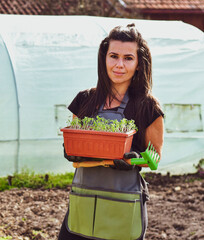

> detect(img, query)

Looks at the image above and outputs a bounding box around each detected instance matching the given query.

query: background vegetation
[0,169,74,191]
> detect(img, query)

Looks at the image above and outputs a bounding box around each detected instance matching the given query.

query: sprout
[67,116,138,133]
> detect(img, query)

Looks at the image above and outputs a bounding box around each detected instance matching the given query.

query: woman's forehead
[108,40,138,55]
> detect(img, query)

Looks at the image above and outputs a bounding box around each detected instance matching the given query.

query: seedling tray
[61,128,136,159]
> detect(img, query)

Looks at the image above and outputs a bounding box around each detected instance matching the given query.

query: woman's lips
[113,71,125,76]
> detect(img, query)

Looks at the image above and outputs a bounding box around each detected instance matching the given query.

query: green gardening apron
[66,92,149,240]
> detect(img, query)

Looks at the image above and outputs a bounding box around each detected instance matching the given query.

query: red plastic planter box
[61,128,136,159]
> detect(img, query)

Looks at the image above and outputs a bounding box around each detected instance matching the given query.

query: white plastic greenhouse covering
[0,14,203,176]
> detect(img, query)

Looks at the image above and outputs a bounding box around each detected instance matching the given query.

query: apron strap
[117,91,129,114]
[98,91,129,114]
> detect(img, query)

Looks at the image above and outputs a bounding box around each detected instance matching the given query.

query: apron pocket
[68,192,96,237]
[94,196,143,240]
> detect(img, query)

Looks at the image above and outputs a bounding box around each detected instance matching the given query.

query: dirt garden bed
[0,171,203,240]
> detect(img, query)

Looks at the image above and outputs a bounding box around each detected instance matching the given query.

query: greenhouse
[0,14,203,176]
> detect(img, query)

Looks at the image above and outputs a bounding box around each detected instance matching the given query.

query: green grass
[0,169,74,192]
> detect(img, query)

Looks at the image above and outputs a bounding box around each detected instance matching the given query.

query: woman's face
[106,40,138,89]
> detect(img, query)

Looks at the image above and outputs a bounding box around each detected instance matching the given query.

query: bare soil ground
[0,172,203,240]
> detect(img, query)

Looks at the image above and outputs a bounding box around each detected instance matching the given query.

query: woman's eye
[125,57,133,61]
[110,55,118,59]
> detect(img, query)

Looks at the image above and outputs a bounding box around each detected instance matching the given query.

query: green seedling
[67,116,138,133]
[130,142,160,170]
[67,117,82,129]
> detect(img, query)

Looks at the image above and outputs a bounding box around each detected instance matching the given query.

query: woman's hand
[111,159,134,170]
[111,151,141,170]
[63,143,89,162]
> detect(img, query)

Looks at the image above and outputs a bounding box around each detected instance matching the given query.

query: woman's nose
[116,58,124,68]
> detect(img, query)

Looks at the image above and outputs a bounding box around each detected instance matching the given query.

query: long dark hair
[78,24,162,150]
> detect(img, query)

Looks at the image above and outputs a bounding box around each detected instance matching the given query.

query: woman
[59,23,164,240]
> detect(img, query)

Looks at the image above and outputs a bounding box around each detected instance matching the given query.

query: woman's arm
[139,115,164,167]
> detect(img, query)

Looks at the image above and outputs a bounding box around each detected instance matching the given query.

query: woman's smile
[113,71,125,76]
